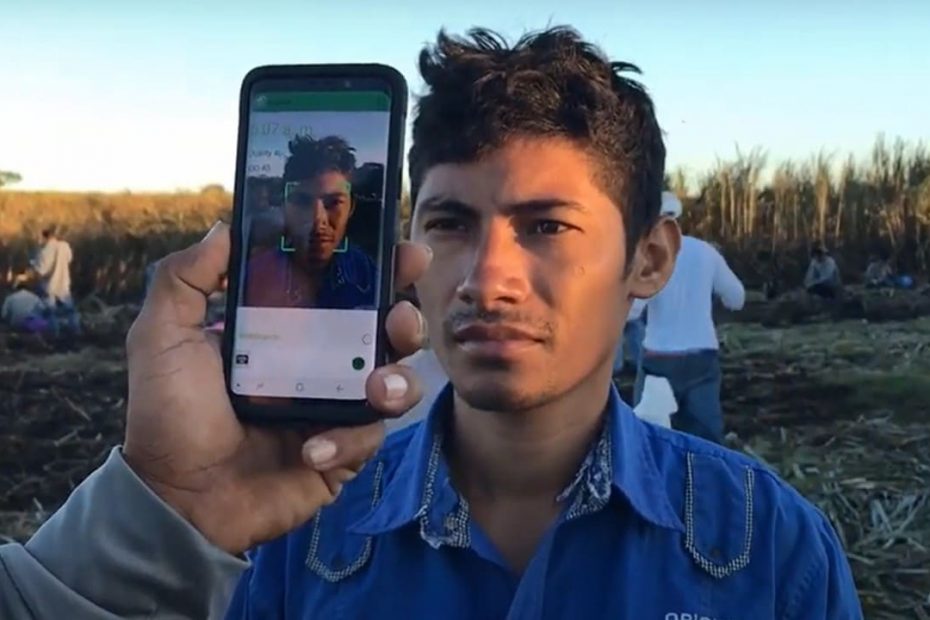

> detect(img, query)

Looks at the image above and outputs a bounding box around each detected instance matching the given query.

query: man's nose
[455,221,530,308]
[310,201,328,228]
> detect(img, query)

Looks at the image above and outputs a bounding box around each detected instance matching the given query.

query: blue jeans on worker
[612,318,647,376]
[624,318,645,366]
[634,349,723,444]
[45,297,82,337]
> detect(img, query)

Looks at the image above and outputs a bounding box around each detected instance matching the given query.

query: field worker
[864,248,894,289]
[31,226,74,306]
[1,274,50,333]
[611,307,646,381]
[0,26,861,620]
[630,192,745,444]
[804,245,842,299]
[30,226,82,337]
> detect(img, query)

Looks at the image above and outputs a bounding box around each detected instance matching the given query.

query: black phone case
[222,63,408,427]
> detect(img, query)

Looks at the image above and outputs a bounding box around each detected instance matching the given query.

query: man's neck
[446,364,614,502]
[444,364,614,573]
[292,251,326,272]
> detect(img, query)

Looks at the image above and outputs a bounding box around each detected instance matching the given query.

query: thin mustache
[443,309,554,338]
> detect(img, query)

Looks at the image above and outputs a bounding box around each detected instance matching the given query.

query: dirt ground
[1,301,929,618]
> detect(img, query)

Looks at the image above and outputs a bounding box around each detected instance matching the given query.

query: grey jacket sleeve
[0,447,249,619]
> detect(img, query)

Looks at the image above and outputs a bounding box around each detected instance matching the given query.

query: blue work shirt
[226,385,862,619]
[244,242,378,310]
[316,244,378,310]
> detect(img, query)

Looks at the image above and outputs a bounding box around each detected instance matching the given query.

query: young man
[30,226,82,337]
[1,274,49,332]
[864,248,894,288]
[31,226,74,305]
[244,134,377,309]
[804,245,842,299]
[0,27,861,620]
[630,193,746,444]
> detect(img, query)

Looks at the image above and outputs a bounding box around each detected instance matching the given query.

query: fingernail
[416,310,428,340]
[202,221,223,241]
[423,244,434,261]
[303,437,337,466]
[383,373,408,400]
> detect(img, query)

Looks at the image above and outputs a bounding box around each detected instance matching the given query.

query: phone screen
[229,79,393,402]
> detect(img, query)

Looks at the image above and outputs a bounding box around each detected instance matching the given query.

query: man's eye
[324,196,347,210]
[532,220,569,235]
[424,218,465,232]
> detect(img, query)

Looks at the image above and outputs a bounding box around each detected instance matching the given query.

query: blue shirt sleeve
[779,510,863,620]
[224,542,287,619]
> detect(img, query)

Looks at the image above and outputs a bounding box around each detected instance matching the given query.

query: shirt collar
[348,382,684,538]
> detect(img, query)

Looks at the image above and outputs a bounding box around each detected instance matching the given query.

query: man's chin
[452,374,554,413]
[297,247,334,266]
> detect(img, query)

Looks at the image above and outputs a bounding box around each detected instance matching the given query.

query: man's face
[284,171,353,268]
[412,138,676,412]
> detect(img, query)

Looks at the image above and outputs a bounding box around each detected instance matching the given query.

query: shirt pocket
[305,460,385,583]
[683,451,755,579]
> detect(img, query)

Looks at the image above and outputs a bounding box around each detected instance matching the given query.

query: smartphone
[222,64,408,426]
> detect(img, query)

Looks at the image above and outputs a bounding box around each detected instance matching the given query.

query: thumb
[142,222,230,328]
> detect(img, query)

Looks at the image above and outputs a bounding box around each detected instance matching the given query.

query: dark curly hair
[283,134,357,183]
[408,26,666,259]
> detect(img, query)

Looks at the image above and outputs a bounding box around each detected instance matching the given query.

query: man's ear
[626,217,681,300]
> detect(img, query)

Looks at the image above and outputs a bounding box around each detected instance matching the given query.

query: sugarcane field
[3,272,930,616]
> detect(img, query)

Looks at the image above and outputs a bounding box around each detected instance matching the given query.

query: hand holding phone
[220,64,409,427]
[122,222,432,555]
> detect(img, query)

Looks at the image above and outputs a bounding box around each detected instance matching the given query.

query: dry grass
[1,135,929,302]
[0,187,231,300]
[716,319,930,618]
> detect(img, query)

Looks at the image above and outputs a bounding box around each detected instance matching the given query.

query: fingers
[394,242,432,290]
[302,422,386,472]
[385,300,426,358]
[143,221,230,328]
[364,363,424,417]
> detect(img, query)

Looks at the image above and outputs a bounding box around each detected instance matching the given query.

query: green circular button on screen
[352,357,365,371]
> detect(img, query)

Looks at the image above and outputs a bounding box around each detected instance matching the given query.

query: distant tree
[200,183,227,195]
[0,170,22,188]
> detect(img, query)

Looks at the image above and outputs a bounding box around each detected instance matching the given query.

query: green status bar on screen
[253,91,390,112]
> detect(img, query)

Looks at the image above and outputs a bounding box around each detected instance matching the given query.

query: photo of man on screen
[243,134,378,310]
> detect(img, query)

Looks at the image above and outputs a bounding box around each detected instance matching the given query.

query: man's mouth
[451,323,545,358]
[308,234,335,245]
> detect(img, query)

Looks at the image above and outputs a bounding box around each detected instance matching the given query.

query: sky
[0,0,928,192]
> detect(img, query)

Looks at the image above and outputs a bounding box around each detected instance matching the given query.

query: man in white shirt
[629,192,745,443]
[30,227,82,336]
[31,227,74,305]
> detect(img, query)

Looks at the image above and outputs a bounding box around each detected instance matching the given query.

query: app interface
[231,86,391,400]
